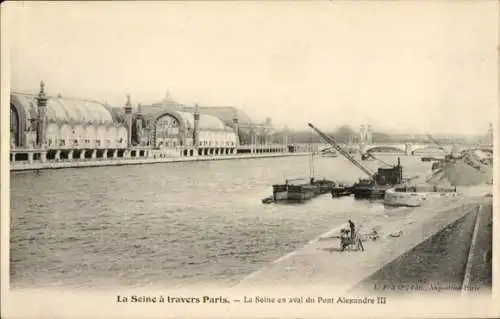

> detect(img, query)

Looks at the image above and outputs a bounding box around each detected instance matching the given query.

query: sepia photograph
[1,1,497,318]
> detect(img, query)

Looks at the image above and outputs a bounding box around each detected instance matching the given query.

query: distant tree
[333,125,356,144]
[371,132,393,143]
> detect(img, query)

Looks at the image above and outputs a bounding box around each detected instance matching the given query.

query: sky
[4,1,498,135]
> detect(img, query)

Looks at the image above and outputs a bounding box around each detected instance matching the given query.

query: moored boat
[312,178,338,194]
[351,179,393,199]
[262,140,337,204]
[286,180,318,201]
[307,123,407,201]
[320,148,338,157]
[331,183,353,197]
[383,184,458,207]
[421,156,439,162]
[351,159,405,199]
[263,177,337,203]
[361,153,375,161]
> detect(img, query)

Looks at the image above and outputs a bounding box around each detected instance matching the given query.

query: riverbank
[352,203,492,296]
[10,152,310,171]
[236,195,491,294]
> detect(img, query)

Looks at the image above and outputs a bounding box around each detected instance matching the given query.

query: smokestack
[36,81,48,147]
[193,104,200,147]
[232,110,239,146]
[124,94,133,147]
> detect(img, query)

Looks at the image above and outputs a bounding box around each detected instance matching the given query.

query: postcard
[1,1,497,318]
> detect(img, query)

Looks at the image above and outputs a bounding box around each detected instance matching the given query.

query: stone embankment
[353,202,492,296]
[237,196,491,294]
[10,152,310,171]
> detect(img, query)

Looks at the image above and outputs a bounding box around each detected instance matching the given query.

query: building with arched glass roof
[10,84,275,152]
[10,92,128,150]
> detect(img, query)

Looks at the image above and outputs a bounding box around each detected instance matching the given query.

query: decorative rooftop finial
[38,81,47,99]
[36,80,48,106]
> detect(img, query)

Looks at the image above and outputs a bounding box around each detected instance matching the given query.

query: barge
[350,159,404,199]
[262,177,337,203]
[383,184,458,207]
[421,156,440,162]
[308,122,408,200]
[350,180,393,199]
[331,183,353,197]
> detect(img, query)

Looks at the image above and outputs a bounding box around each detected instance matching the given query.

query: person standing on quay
[348,220,355,240]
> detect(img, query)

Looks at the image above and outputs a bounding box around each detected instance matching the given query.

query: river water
[10,154,434,289]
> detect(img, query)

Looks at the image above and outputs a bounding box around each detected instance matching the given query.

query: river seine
[10,155,433,289]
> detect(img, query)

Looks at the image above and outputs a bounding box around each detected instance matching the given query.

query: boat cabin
[374,166,403,185]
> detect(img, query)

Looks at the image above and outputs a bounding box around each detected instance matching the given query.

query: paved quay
[236,196,490,293]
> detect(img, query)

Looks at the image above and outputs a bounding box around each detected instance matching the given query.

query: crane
[308,123,376,180]
[365,151,395,168]
[427,133,466,160]
[426,134,449,155]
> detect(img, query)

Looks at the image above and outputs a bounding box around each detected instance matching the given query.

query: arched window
[155,114,180,147]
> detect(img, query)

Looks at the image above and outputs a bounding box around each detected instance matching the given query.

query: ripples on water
[10,155,432,289]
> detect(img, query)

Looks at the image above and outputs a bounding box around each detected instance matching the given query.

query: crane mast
[426,134,448,153]
[308,123,375,179]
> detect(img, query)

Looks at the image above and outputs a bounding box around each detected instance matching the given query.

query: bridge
[352,123,494,156]
[363,143,448,156]
[318,142,493,156]
[302,123,494,156]
[362,143,492,155]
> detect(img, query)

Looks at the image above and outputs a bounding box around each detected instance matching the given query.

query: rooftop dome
[181,106,254,127]
[147,109,230,132]
[198,113,227,131]
[175,111,228,131]
[11,92,114,125]
[175,111,194,130]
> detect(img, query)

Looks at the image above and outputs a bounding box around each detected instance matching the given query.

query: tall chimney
[359,125,365,143]
[367,125,373,144]
[283,125,289,146]
[193,104,200,147]
[232,110,239,146]
[124,94,133,147]
[36,81,48,148]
